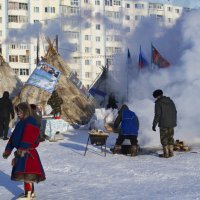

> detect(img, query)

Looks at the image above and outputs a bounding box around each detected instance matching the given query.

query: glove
[2,151,11,159]
[152,125,156,132]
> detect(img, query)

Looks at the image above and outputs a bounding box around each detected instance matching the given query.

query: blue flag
[138,46,149,70]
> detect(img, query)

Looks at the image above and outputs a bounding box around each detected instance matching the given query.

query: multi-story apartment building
[0,0,193,88]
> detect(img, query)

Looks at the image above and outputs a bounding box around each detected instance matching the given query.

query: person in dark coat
[0,91,14,140]
[47,90,63,118]
[111,104,139,156]
[152,89,177,158]
[106,94,118,109]
[2,102,46,199]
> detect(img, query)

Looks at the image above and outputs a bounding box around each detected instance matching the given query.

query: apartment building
[0,0,190,87]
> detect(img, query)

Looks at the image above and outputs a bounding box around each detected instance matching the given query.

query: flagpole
[127,48,129,102]
[151,42,153,70]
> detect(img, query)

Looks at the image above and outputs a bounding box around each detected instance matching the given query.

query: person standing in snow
[47,90,63,118]
[0,91,14,140]
[152,89,177,158]
[111,104,139,156]
[2,102,46,199]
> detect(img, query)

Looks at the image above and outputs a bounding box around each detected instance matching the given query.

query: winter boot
[163,145,169,158]
[110,145,121,154]
[130,145,137,156]
[16,191,33,200]
[168,145,174,157]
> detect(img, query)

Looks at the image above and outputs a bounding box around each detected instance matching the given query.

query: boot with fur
[163,145,169,158]
[111,145,121,154]
[168,145,174,157]
[130,145,137,156]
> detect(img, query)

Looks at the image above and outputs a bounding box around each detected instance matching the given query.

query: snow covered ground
[1,127,200,200]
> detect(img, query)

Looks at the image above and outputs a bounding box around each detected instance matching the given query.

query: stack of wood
[0,54,23,99]
[174,140,190,151]
[13,38,95,125]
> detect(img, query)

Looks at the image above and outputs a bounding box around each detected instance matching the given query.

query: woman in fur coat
[2,102,46,199]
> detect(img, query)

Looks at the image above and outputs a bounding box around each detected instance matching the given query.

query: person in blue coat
[111,104,139,156]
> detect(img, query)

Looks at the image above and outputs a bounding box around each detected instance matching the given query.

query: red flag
[151,45,170,68]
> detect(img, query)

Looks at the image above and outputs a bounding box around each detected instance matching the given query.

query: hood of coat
[155,96,172,104]
[2,91,9,99]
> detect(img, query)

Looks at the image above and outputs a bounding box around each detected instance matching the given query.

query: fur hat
[153,89,163,98]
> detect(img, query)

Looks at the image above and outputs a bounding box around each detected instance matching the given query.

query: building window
[96,36,100,42]
[157,15,163,21]
[175,9,180,13]
[113,0,121,6]
[19,3,28,10]
[96,61,101,66]
[34,7,39,12]
[85,60,90,65]
[8,15,18,22]
[84,0,90,3]
[85,72,91,78]
[20,69,29,76]
[0,17,2,23]
[71,0,79,6]
[126,3,130,8]
[95,0,100,5]
[135,15,144,21]
[105,0,112,6]
[85,35,91,40]
[95,48,100,54]
[135,3,144,9]
[34,20,39,23]
[13,68,19,75]
[96,24,100,30]
[19,55,29,63]
[85,47,91,53]
[45,7,55,13]
[9,55,18,62]
[0,31,2,36]
[125,15,130,20]
[168,18,172,23]
[167,7,173,12]
[0,4,1,10]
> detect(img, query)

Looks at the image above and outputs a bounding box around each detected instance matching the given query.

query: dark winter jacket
[47,90,63,115]
[0,92,14,119]
[153,96,177,128]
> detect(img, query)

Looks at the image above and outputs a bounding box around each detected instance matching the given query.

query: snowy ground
[1,128,200,200]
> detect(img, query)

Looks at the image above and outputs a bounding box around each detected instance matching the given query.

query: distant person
[111,104,139,156]
[106,94,118,109]
[152,89,177,158]
[47,90,63,118]
[2,102,46,199]
[0,91,14,140]
[30,104,45,142]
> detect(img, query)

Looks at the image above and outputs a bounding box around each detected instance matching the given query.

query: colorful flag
[151,44,170,68]
[138,46,149,69]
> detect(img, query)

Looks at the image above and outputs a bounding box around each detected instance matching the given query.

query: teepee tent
[13,39,95,125]
[0,54,23,99]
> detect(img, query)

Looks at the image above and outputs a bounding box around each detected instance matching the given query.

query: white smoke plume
[109,10,200,147]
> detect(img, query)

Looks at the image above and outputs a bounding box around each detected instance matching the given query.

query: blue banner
[26,62,61,93]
